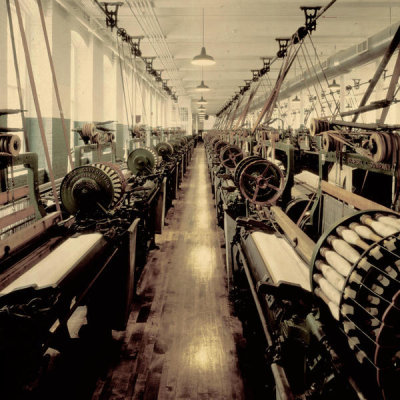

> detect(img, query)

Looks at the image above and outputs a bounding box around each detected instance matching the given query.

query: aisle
[93,144,245,400]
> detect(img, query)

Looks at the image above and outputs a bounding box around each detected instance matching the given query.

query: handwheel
[238,159,284,205]
[219,145,244,170]
[213,140,229,154]
[234,156,263,186]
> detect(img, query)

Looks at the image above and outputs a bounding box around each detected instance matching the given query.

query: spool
[81,123,96,139]
[310,210,400,400]
[0,134,21,156]
[309,118,330,136]
[321,132,334,152]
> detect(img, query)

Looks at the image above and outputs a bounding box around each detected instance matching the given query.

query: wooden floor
[92,144,245,400]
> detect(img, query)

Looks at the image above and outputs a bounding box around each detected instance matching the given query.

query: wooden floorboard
[92,145,245,400]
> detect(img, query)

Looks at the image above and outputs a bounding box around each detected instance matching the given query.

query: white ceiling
[87,0,400,114]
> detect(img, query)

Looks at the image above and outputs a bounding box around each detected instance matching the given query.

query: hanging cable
[306,33,342,118]
[118,37,134,127]
[116,36,132,132]
[36,0,74,169]
[6,0,29,151]
[14,0,60,213]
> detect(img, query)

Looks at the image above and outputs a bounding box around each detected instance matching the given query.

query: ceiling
[84,0,400,115]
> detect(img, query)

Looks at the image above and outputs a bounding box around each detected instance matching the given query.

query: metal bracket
[276,38,290,58]
[143,57,155,73]
[300,6,321,32]
[259,57,272,76]
[100,2,123,31]
[117,27,129,42]
[155,70,163,82]
[251,70,260,82]
[353,78,361,90]
[129,36,143,57]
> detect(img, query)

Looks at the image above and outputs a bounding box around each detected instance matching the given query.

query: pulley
[219,144,244,171]
[310,210,400,400]
[367,132,390,163]
[79,122,114,144]
[321,131,335,152]
[60,162,126,215]
[81,122,96,138]
[155,142,174,159]
[309,118,331,136]
[238,158,285,205]
[0,134,21,156]
[127,146,158,175]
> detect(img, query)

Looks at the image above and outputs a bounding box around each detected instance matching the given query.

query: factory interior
[2,0,400,399]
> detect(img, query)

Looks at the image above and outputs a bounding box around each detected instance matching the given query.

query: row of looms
[0,108,196,394]
[206,9,400,400]
[2,0,400,399]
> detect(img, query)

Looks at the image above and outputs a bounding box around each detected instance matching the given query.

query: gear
[127,146,158,175]
[60,162,126,215]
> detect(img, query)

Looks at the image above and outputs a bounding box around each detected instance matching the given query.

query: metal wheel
[169,140,183,153]
[234,156,263,186]
[219,144,244,170]
[60,162,125,215]
[213,140,229,155]
[368,132,387,162]
[238,159,284,205]
[155,142,174,158]
[285,198,310,223]
[322,132,334,152]
[127,147,158,175]
[309,118,330,136]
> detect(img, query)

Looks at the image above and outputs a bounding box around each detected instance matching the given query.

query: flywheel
[127,147,158,175]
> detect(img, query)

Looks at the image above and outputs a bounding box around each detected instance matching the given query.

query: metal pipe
[271,206,315,263]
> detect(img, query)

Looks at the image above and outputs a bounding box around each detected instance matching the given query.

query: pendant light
[195,67,211,92]
[197,96,208,105]
[192,8,215,66]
